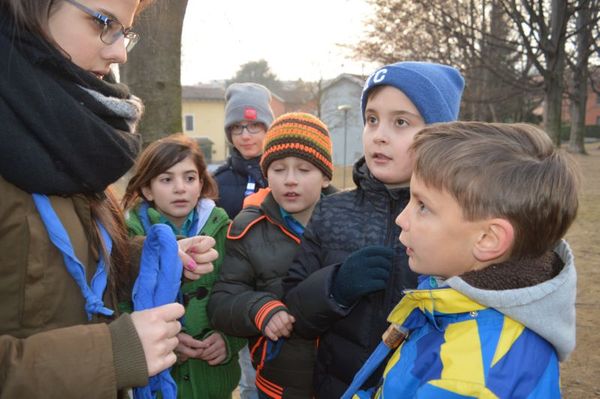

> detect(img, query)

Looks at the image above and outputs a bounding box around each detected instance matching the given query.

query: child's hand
[331,246,393,307]
[264,310,295,341]
[178,235,217,280]
[198,333,227,365]
[130,303,184,377]
[174,332,208,363]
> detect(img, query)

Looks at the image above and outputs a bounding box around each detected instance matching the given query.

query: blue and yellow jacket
[352,241,575,399]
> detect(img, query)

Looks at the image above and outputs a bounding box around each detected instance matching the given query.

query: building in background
[182,84,289,164]
[319,74,365,168]
[581,85,600,126]
[182,84,226,163]
[535,75,600,132]
[277,80,319,115]
[181,76,367,167]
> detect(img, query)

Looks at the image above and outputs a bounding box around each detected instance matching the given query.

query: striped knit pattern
[260,112,333,179]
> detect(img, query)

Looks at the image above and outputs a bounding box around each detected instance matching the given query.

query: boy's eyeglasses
[229,122,266,136]
[64,0,140,52]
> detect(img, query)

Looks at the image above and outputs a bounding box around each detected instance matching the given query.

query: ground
[559,145,600,398]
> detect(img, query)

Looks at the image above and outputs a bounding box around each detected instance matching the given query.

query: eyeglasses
[229,122,266,136]
[64,0,140,52]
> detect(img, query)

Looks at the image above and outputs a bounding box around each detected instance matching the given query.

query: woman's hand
[130,303,184,376]
[177,235,218,280]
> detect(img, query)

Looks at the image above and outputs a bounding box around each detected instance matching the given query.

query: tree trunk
[569,89,587,153]
[544,74,564,146]
[543,0,569,146]
[119,0,188,145]
[568,0,594,154]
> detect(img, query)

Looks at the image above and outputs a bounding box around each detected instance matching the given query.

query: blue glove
[331,246,394,307]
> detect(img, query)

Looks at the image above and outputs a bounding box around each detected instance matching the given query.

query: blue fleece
[132,224,183,399]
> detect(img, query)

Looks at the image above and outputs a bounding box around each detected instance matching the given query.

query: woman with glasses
[0,1,217,398]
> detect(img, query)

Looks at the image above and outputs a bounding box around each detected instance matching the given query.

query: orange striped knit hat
[260,112,333,180]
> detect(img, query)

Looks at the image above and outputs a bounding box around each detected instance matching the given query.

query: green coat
[126,201,246,399]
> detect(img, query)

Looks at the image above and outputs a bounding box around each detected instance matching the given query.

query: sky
[180,1,378,85]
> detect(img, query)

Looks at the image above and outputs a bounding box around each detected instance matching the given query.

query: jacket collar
[352,157,410,201]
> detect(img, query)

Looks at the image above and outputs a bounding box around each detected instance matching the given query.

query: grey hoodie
[446,240,576,361]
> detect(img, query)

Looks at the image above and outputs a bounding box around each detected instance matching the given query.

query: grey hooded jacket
[447,240,576,361]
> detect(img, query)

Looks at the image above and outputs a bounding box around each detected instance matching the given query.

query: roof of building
[182,85,225,100]
[321,73,366,92]
[182,74,368,103]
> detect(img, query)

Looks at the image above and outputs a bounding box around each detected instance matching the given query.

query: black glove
[331,246,394,308]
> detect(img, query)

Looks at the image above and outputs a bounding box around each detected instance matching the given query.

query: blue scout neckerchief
[32,194,113,320]
[138,202,195,236]
[138,199,216,238]
[244,175,256,197]
[132,223,183,399]
[279,207,305,237]
[158,210,196,237]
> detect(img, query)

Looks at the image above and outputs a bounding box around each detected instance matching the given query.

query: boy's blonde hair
[411,122,580,259]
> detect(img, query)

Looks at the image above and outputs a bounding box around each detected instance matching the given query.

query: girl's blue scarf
[138,198,216,238]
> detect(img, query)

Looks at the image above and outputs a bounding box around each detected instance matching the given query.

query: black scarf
[0,10,142,195]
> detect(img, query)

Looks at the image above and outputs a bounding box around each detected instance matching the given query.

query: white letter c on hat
[373,68,388,84]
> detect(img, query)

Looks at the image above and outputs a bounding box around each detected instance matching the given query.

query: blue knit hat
[360,62,465,124]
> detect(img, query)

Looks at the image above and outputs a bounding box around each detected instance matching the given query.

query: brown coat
[0,175,147,398]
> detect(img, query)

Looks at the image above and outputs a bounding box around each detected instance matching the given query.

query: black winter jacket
[213,148,267,219]
[283,158,418,399]
[208,190,316,398]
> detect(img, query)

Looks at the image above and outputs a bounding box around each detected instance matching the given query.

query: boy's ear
[473,218,514,263]
[141,186,154,202]
[321,177,331,188]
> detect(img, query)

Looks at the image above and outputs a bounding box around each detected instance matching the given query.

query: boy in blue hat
[283,62,465,398]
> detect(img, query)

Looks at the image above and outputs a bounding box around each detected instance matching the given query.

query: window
[597,116,600,126]
[184,115,194,132]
